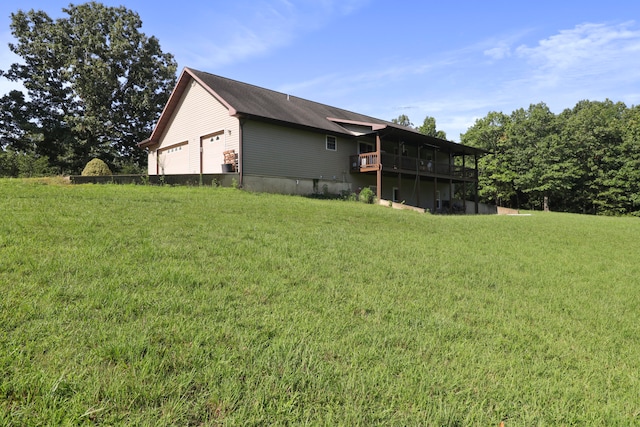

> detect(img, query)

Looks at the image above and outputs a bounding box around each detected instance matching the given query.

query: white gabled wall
[149,79,240,175]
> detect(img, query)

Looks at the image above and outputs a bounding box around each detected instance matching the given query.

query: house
[139,67,486,213]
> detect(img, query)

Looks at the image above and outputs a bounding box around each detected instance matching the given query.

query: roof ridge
[188,67,293,99]
[187,67,395,126]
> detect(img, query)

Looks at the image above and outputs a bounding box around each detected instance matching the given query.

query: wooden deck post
[416,146,421,207]
[449,153,453,214]
[376,133,381,201]
[462,155,467,213]
[474,154,479,214]
[397,141,402,202]
[434,176,438,213]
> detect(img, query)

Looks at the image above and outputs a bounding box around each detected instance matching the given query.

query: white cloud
[515,21,640,88]
[479,29,534,61]
[277,54,459,101]
[192,21,290,67]
[484,44,511,60]
[183,0,370,69]
[198,19,640,140]
[443,21,640,135]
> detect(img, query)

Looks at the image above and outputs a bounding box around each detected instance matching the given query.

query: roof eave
[379,126,488,156]
[142,67,239,148]
[326,117,388,131]
[137,138,157,149]
[143,68,192,146]
[236,113,356,138]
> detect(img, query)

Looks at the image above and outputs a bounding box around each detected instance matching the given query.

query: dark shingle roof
[141,67,486,156]
[189,68,396,135]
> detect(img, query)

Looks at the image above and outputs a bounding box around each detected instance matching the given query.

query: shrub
[113,159,145,174]
[0,150,52,177]
[359,187,375,204]
[81,158,112,176]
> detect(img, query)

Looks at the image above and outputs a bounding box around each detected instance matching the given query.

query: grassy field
[1,178,640,425]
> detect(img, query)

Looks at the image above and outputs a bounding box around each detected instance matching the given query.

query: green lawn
[1,178,639,425]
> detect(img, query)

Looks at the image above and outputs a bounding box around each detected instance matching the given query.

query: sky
[1,0,639,141]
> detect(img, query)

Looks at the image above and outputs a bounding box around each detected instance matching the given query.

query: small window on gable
[326,135,337,151]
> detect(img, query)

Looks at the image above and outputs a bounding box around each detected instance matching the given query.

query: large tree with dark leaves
[0,2,177,173]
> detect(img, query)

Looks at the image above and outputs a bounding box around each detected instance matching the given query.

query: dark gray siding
[243,120,356,180]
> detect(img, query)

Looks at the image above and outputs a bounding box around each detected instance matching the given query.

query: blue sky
[1,0,639,141]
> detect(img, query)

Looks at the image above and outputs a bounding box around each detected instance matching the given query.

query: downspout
[238,118,245,188]
[199,139,203,186]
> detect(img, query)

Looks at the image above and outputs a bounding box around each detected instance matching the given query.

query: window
[158,141,188,155]
[326,135,337,151]
[358,142,374,154]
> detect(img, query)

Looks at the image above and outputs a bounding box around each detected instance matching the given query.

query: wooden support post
[462,155,467,213]
[397,141,402,202]
[433,148,437,172]
[449,153,453,214]
[416,146,421,207]
[474,155,479,214]
[448,180,452,214]
[463,181,467,214]
[376,133,382,201]
[434,176,438,213]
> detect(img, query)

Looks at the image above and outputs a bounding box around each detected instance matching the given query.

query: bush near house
[359,186,375,204]
[81,158,112,176]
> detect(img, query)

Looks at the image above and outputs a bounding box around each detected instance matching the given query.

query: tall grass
[1,179,639,425]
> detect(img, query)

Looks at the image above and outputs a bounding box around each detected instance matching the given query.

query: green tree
[461,111,516,207]
[558,99,626,214]
[602,104,640,215]
[505,103,576,210]
[0,90,36,153]
[417,116,447,139]
[0,2,177,174]
[391,114,414,128]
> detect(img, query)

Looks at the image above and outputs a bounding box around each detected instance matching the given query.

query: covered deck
[350,152,478,181]
[345,124,486,213]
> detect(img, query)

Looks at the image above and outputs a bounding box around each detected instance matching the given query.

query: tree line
[460,101,640,215]
[0,2,176,176]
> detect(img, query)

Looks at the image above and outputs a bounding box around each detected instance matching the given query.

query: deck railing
[350,153,477,180]
[350,152,379,172]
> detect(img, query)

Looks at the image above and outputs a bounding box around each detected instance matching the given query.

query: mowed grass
[1,179,640,425]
